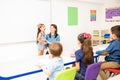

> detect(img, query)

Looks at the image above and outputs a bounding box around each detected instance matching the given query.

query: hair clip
[37,23,44,28]
[82,33,91,39]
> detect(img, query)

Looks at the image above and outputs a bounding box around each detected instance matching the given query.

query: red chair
[105,68,120,77]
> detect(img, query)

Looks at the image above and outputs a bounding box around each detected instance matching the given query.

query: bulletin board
[68,7,78,26]
[90,10,96,21]
[105,7,120,22]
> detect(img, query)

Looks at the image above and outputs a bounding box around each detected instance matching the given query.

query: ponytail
[81,39,93,66]
[36,28,40,43]
[78,33,93,66]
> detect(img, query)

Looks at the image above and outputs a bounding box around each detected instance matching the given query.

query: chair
[104,68,120,77]
[85,62,102,80]
[54,67,77,80]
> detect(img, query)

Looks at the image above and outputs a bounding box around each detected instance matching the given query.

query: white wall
[100,0,120,30]
[0,0,50,62]
[51,0,103,53]
[0,0,50,44]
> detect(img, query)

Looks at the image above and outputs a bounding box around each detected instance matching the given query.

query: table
[0,44,109,80]
[0,55,75,80]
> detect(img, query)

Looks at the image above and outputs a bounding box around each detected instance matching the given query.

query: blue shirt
[75,49,87,76]
[46,34,60,42]
[96,39,120,64]
[47,57,64,80]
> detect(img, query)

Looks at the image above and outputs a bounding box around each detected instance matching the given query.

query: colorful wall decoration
[90,10,96,21]
[68,7,78,26]
[105,7,120,22]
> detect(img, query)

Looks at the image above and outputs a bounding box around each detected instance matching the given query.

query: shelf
[92,38,110,41]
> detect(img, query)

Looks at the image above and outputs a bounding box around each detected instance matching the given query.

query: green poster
[68,7,78,26]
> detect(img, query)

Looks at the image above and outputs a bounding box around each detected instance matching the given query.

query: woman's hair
[36,23,44,43]
[111,25,120,38]
[49,24,58,38]
[49,42,63,57]
[78,33,93,66]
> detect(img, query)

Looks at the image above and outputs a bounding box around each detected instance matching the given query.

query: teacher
[46,24,60,42]
[46,24,60,54]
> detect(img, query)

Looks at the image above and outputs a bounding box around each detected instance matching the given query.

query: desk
[0,55,75,80]
[93,44,108,62]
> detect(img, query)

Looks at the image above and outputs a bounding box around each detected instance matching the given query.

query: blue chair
[85,62,102,80]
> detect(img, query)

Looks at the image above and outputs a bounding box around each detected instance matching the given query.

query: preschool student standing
[36,23,47,56]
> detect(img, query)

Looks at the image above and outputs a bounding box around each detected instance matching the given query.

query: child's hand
[96,50,106,55]
[36,64,42,68]
[103,52,109,56]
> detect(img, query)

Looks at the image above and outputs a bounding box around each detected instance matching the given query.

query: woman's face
[50,26,56,34]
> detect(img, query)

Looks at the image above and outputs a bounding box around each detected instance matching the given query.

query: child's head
[110,25,120,40]
[77,33,93,66]
[37,23,44,28]
[37,23,45,32]
[49,42,63,57]
[77,33,92,47]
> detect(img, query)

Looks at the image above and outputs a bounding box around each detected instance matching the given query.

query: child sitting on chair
[37,42,64,80]
[96,25,120,80]
[75,33,94,80]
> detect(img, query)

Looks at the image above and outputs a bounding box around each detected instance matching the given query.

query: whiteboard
[0,0,50,44]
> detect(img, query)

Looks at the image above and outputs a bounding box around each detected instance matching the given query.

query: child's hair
[49,42,63,57]
[49,24,58,38]
[36,23,45,43]
[78,33,93,66]
[111,25,120,38]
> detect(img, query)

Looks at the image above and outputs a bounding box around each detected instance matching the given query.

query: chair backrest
[85,62,102,80]
[54,67,77,80]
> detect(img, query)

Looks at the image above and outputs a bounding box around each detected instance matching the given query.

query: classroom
[0,0,120,80]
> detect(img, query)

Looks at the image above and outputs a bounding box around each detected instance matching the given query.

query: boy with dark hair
[96,25,120,80]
